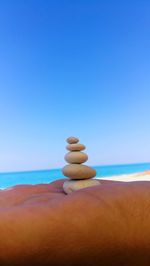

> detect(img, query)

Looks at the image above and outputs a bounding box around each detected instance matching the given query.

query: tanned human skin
[0,179,150,266]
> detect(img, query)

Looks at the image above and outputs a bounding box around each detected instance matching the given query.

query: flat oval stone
[66,137,79,144]
[65,152,88,164]
[63,179,100,194]
[62,164,96,180]
[66,143,86,151]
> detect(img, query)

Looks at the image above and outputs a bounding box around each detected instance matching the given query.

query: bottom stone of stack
[63,179,100,194]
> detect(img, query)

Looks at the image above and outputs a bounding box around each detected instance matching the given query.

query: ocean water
[0,162,150,189]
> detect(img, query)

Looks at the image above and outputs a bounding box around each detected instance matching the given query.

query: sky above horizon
[0,0,150,172]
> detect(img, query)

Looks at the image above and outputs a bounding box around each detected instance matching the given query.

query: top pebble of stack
[67,137,79,144]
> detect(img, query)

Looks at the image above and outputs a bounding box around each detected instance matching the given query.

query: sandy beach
[98,170,150,182]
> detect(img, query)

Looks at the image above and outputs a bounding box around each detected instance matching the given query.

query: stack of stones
[62,137,100,194]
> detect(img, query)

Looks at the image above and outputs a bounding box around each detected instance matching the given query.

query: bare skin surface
[0,179,150,265]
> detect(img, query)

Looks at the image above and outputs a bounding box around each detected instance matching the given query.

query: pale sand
[97,170,150,182]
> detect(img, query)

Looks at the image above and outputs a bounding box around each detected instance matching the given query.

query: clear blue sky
[0,0,150,172]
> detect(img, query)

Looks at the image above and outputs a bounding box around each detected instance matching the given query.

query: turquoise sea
[0,162,150,189]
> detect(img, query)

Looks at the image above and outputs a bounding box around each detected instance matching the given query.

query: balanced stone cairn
[62,137,100,194]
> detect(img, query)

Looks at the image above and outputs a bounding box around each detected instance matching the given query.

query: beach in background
[0,162,150,189]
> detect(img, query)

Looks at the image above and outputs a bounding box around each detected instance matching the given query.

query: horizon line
[0,161,150,175]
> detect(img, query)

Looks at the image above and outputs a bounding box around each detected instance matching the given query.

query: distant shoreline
[98,170,150,182]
